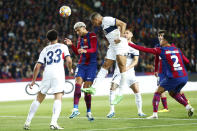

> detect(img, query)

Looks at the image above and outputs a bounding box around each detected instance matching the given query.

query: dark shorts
[160,76,188,93]
[75,64,97,82]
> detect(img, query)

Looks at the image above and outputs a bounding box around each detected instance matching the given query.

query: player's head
[158,29,168,46]
[74,22,87,36]
[46,29,58,42]
[90,12,102,26]
[124,29,133,41]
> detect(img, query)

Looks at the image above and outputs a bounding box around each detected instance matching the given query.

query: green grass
[0,91,197,131]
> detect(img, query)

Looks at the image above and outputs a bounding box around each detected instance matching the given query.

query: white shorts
[39,78,64,95]
[112,71,138,87]
[105,37,129,60]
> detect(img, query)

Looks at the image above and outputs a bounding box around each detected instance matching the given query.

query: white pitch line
[84,123,197,131]
[0,116,197,121]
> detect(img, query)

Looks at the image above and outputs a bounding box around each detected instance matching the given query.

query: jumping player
[24,29,73,130]
[86,12,128,104]
[107,29,146,118]
[64,22,98,121]
[128,30,194,119]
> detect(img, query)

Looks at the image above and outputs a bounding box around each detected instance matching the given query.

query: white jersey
[114,42,139,74]
[101,16,121,46]
[38,43,70,80]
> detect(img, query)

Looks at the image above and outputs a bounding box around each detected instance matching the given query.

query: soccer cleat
[23,124,30,130]
[188,107,194,117]
[69,110,80,119]
[138,113,147,117]
[86,112,94,121]
[158,109,170,113]
[23,121,30,130]
[111,95,123,105]
[81,87,96,95]
[107,112,115,118]
[50,124,64,130]
[146,115,158,119]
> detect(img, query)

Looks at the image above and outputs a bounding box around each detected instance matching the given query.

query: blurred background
[0,0,196,80]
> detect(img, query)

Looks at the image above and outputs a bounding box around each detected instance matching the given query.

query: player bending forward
[24,29,73,130]
[154,43,190,113]
[64,22,98,121]
[107,29,146,118]
[84,12,128,104]
[129,30,194,119]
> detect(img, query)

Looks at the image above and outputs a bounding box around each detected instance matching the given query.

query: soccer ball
[59,6,71,17]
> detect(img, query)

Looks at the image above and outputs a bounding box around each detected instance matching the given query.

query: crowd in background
[0,0,196,79]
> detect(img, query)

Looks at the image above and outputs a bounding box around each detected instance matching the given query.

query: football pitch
[0,91,197,131]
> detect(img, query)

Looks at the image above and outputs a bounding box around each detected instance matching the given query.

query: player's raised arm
[128,43,161,55]
[115,19,127,36]
[64,38,79,55]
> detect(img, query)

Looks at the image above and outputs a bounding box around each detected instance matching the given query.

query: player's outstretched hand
[70,68,74,75]
[64,38,73,45]
[78,49,87,54]
[114,39,121,44]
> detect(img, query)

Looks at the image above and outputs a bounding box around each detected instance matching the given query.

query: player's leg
[169,91,194,117]
[69,76,83,119]
[180,91,189,104]
[147,86,165,119]
[24,92,46,130]
[112,54,127,104]
[107,82,118,118]
[158,92,169,112]
[89,47,115,90]
[91,58,114,88]
[50,92,64,130]
[130,82,146,116]
[83,81,94,121]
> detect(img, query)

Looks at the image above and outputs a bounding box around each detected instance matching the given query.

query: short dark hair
[46,29,58,41]
[158,29,166,35]
[158,29,172,42]
[90,12,101,20]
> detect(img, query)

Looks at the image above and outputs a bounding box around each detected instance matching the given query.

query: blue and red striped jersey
[129,43,188,78]
[71,32,98,65]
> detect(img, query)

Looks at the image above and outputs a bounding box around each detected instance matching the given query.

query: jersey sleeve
[71,38,80,55]
[128,43,161,55]
[37,48,46,64]
[85,33,97,53]
[102,17,116,27]
[62,45,70,57]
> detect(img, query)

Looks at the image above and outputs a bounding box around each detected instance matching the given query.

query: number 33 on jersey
[37,43,70,78]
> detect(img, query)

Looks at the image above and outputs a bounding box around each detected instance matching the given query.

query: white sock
[51,100,62,125]
[135,93,142,114]
[153,112,158,117]
[26,100,40,124]
[119,72,127,96]
[109,90,116,112]
[185,104,192,111]
[93,67,108,88]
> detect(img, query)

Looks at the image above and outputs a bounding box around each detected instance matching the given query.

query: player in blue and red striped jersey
[154,43,190,113]
[129,30,194,119]
[64,22,98,121]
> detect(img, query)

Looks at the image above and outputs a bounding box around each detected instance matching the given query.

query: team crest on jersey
[84,38,87,43]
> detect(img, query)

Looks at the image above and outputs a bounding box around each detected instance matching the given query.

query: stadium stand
[0,0,196,79]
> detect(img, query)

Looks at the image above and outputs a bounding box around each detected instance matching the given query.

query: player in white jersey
[87,12,128,104]
[24,29,73,130]
[107,29,146,118]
